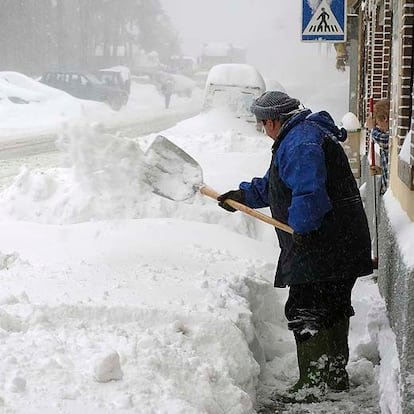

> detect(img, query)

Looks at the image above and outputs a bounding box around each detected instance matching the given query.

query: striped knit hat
[251,91,300,121]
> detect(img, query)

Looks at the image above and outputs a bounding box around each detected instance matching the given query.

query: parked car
[203,63,266,123]
[0,71,49,104]
[96,66,131,96]
[40,71,128,110]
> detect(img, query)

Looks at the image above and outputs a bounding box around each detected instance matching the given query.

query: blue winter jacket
[240,110,339,233]
[240,109,373,286]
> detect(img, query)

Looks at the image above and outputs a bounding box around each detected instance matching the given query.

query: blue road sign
[302,0,346,42]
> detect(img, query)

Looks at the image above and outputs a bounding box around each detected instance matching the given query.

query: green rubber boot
[280,329,330,403]
[327,318,350,391]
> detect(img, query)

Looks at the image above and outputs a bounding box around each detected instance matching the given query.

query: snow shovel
[144,135,293,234]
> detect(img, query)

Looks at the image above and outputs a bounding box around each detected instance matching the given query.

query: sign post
[302,0,346,43]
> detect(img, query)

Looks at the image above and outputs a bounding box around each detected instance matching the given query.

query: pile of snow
[0,217,278,413]
[0,78,42,103]
[0,126,150,223]
[0,110,270,235]
[0,71,64,102]
[341,112,361,131]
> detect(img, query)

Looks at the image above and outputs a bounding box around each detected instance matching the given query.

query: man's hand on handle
[217,189,245,212]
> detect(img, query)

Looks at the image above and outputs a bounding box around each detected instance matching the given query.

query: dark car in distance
[40,71,128,110]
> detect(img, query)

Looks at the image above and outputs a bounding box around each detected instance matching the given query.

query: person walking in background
[366,99,390,195]
[217,91,373,403]
[160,77,174,109]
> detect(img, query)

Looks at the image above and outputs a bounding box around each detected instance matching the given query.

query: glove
[217,189,245,212]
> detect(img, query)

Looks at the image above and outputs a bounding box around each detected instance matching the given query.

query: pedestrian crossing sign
[302,0,346,42]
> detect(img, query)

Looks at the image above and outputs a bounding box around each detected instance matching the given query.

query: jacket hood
[277,108,311,140]
[305,111,347,142]
[275,109,347,149]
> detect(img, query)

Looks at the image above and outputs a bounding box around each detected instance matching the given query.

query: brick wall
[397,0,413,145]
[397,0,414,189]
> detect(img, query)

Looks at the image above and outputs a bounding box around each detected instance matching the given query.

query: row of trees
[0,0,181,74]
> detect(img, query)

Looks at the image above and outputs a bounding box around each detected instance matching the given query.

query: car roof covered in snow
[206,64,265,90]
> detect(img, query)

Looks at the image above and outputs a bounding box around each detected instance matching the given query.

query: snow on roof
[206,64,265,90]
[100,66,131,82]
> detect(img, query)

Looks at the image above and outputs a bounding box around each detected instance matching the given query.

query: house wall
[376,194,414,414]
[352,0,414,412]
[361,153,413,413]
[390,138,414,220]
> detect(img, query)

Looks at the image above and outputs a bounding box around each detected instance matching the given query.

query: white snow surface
[341,112,361,132]
[0,82,400,413]
[399,130,412,163]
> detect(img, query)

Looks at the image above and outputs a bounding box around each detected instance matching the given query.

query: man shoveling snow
[217,91,373,404]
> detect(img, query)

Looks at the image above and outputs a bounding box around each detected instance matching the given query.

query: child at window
[366,99,390,195]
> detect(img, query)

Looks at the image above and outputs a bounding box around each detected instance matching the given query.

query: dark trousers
[285,278,356,342]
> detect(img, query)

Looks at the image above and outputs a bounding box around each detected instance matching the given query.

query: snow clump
[93,350,124,383]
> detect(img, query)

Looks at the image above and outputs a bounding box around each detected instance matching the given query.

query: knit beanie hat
[251,91,300,120]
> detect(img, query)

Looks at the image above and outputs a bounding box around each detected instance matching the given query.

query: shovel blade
[144,135,203,201]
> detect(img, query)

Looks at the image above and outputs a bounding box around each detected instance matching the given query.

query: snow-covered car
[203,63,266,122]
[96,66,131,97]
[0,71,49,104]
[40,70,128,110]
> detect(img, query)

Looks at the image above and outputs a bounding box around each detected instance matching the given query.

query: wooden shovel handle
[199,185,293,234]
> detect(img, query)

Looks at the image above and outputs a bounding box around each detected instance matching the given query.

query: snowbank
[0,218,280,414]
